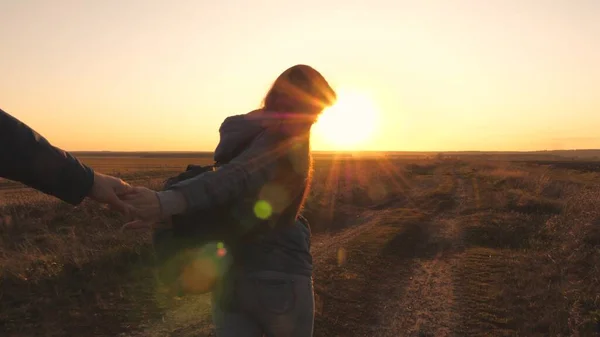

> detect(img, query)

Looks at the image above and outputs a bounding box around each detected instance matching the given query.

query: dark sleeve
[0,108,95,205]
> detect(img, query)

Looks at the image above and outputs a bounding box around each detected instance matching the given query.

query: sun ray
[313,89,380,151]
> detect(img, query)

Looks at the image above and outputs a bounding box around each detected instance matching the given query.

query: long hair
[261,65,337,214]
[262,64,337,118]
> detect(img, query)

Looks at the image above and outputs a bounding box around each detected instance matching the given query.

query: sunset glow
[1,1,599,152]
[313,89,380,150]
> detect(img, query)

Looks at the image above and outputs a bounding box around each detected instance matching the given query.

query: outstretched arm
[165,129,287,212]
[0,108,133,212]
[0,108,95,204]
[121,127,297,228]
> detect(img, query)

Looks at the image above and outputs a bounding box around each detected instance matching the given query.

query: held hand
[120,186,162,231]
[87,172,135,215]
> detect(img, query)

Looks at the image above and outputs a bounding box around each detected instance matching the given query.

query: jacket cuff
[157,189,188,218]
[64,163,95,205]
[169,179,212,212]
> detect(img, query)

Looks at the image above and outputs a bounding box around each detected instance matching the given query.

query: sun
[312,89,380,150]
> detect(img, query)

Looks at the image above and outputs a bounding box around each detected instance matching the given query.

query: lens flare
[180,257,217,294]
[337,248,347,266]
[254,200,273,219]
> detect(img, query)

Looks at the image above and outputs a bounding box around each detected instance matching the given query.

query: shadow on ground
[0,247,162,337]
[313,216,454,336]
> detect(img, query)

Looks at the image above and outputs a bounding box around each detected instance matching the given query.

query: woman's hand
[120,186,187,231]
[120,186,162,230]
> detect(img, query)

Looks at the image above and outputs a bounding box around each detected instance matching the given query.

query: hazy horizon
[69,148,600,154]
[2,0,599,152]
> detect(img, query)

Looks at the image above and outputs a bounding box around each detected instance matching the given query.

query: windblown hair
[262,64,337,118]
[261,65,337,215]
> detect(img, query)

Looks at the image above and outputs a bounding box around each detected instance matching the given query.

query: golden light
[313,89,380,150]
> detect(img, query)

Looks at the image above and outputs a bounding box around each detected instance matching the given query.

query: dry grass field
[1,153,599,336]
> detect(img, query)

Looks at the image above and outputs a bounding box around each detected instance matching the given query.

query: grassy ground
[1,155,599,336]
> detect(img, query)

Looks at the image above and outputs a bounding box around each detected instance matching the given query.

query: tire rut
[315,168,473,336]
[368,169,470,336]
[454,248,515,337]
[451,170,518,336]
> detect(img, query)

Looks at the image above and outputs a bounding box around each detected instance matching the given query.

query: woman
[123,64,337,337]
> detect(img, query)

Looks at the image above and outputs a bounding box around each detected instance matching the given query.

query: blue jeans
[211,270,315,337]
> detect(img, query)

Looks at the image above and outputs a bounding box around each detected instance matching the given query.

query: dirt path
[125,169,519,336]
[312,168,519,337]
[371,173,468,336]
[310,169,466,336]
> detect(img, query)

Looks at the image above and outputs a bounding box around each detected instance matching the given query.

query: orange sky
[1,0,599,152]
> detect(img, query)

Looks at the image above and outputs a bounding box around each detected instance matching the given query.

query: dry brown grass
[0,154,599,336]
